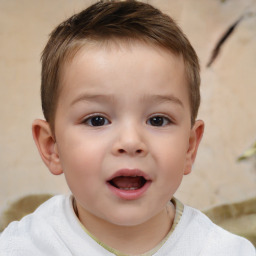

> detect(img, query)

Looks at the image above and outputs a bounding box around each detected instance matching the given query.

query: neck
[75,200,175,255]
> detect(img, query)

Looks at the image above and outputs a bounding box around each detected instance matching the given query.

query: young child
[0,1,255,255]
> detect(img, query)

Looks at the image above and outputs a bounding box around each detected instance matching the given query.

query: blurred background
[0,0,256,216]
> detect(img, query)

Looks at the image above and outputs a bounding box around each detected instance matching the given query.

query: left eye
[83,115,110,126]
[147,116,171,127]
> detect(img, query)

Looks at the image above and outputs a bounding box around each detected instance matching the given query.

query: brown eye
[147,116,171,126]
[83,115,110,126]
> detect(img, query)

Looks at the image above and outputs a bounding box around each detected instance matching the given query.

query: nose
[111,123,148,157]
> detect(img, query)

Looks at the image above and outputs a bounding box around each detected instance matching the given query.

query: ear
[32,119,63,175]
[184,120,204,175]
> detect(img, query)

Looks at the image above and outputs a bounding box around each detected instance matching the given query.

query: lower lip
[107,181,152,200]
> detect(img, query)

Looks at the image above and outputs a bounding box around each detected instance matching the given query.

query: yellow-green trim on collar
[76,198,184,256]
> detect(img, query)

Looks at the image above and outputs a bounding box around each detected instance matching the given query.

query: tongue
[110,176,144,189]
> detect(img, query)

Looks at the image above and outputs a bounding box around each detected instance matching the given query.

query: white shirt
[0,195,255,255]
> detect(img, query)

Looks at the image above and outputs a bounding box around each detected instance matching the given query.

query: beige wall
[0,0,256,215]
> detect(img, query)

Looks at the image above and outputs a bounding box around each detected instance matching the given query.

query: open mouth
[108,176,147,191]
[107,169,151,199]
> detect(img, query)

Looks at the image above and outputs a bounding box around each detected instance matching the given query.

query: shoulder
[182,205,255,255]
[0,194,68,229]
[0,195,71,255]
[0,195,112,255]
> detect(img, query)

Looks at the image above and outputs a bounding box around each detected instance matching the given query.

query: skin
[33,41,204,254]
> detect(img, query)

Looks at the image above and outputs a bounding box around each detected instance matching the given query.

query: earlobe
[32,119,63,175]
[184,120,204,175]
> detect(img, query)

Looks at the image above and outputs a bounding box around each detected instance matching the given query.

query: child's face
[52,42,203,227]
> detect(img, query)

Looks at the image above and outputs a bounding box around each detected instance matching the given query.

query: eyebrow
[71,93,115,106]
[71,93,184,108]
[142,94,184,107]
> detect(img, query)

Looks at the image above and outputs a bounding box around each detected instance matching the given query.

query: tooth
[121,187,138,190]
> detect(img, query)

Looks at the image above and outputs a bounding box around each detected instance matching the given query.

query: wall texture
[0,0,256,215]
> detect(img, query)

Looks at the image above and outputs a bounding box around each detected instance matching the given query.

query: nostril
[117,149,143,154]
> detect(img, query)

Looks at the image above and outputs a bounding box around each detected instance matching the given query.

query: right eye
[82,115,110,127]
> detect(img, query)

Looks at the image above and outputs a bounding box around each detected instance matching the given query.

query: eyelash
[81,114,173,127]
[82,114,111,127]
[146,115,173,127]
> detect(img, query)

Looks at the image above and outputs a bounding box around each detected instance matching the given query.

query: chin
[103,208,153,227]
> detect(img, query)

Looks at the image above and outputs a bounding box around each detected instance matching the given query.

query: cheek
[152,136,189,187]
[157,150,186,198]
[154,136,188,166]
[56,134,106,188]
[59,145,103,206]
[58,130,106,166]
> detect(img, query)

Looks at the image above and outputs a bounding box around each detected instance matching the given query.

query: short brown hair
[41,0,200,130]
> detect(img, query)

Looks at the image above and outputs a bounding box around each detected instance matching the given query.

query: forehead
[60,39,186,79]
[58,40,189,107]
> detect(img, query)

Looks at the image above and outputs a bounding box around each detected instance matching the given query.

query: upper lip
[107,168,151,181]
